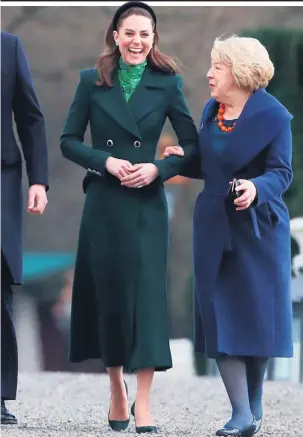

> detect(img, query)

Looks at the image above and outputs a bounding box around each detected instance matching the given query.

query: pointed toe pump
[131,401,158,434]
[108,381,130,432]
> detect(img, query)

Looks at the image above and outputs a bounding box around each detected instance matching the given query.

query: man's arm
[12,35,49,191]
[12,35,48,214]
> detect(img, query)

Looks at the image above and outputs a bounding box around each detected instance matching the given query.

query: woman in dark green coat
[60,1,198,433]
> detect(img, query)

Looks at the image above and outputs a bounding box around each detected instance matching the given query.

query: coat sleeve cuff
[250,178,262,206]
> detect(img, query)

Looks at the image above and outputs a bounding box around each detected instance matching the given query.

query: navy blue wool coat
[1,32,48,284]
[184,88,294,358]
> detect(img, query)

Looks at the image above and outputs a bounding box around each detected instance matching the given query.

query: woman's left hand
[120,163,159,188]
[162,146,184,158]
[233,179,257,210]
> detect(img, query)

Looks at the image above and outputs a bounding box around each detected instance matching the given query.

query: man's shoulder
[1,32,19,56]
[1,31,18,44]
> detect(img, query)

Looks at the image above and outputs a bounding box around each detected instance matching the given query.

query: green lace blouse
[118,57,147,102]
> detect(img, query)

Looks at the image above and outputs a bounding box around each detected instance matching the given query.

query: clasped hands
[105,157,159,188]
[162,145,257,210]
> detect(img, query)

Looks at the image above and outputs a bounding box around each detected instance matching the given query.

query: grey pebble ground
[2,372,303,437]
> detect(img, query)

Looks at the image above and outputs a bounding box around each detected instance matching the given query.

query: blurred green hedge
[241,27,303,220]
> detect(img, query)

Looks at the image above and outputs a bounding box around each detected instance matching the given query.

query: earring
[116,41,119,46]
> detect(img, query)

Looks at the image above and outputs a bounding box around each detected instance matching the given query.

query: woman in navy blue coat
[164,35,293,437]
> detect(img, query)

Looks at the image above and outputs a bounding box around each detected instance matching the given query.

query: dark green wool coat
[60,66,198,371]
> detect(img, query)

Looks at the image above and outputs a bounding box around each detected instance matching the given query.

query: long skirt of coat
[69,175,172,372]
[193,192,293,359]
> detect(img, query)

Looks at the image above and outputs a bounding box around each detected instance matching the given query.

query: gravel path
[2,372,303,436]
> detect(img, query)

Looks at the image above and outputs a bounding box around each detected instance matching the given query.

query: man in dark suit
[1,31,49,424]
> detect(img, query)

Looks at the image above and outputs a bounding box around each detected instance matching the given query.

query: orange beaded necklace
[216,103,237,132]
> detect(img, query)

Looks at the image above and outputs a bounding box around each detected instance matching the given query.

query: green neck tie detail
[118,57,147,102]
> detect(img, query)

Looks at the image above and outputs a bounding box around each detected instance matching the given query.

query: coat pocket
[255,202,278,226]
[266,201,279,225]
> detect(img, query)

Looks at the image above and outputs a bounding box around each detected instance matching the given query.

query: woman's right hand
[105,157,134,179]
[162,146,184,158]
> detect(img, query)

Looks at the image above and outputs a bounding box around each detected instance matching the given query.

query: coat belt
[223,207,261,252]
[203,186,261,252]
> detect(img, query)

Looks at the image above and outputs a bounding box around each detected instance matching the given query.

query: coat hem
[195,349,293,359]
[69,354,173,372]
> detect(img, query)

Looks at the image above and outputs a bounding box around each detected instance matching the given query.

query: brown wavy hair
[96,7,180,86]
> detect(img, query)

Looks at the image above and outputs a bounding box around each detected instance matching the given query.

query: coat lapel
[127,67,166,125]
[199,99,216,155]
[202,89,293,173]
[92,66,166,141]
[93,71,142,140]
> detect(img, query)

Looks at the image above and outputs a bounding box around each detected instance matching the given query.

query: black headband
[112,1,157,31]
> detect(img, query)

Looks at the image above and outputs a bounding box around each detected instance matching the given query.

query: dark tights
[216,356,268,428]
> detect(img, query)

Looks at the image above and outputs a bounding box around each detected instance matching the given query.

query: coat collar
[203,87,292,122]
[93,66,167,141]
[200,88,293,173]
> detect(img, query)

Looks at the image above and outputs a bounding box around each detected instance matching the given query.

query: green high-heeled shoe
[131,401,158,434]
[108,380,130,432]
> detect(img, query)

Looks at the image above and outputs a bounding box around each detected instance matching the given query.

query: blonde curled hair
[211,34,274,91]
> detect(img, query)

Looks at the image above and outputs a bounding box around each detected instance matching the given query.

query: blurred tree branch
[6,6,45,33]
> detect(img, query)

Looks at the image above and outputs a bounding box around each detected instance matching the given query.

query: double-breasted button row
[106,139,141,148]
[88,168,102,176]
